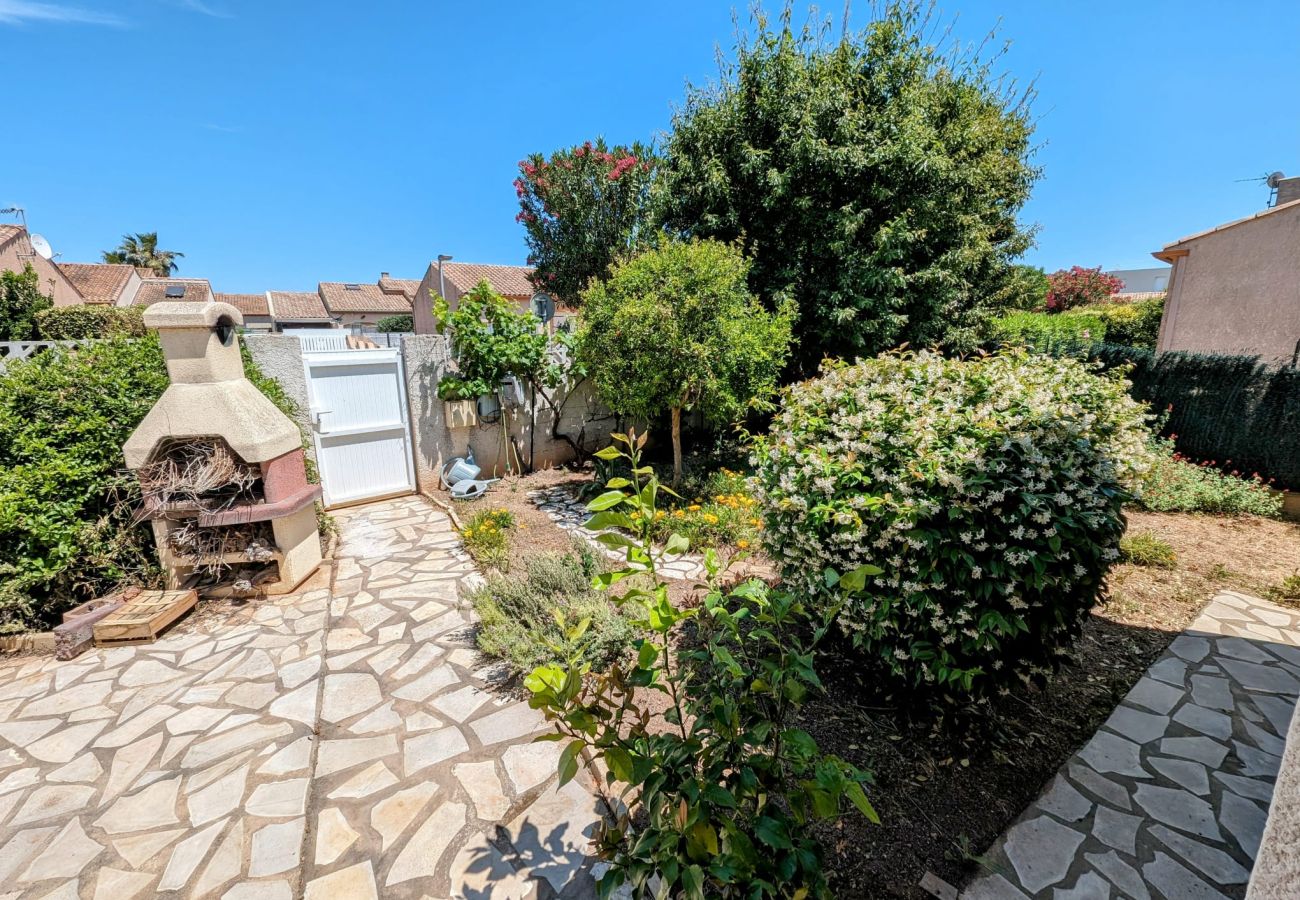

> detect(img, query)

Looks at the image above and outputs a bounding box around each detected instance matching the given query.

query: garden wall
[244,333,618,497]
[400,335,617,493]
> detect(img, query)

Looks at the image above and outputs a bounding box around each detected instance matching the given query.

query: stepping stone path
[0,495,606,898]
[528,485,706,581]
[964,591,1300,899]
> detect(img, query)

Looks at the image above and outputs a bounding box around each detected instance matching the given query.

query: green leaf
[594,445,622,461]
[753,815,793,850]
[605,477,632,489]
[587,490,627,511]
[845,782,880,824]
[663,533,690,557]
[558,740,583,787]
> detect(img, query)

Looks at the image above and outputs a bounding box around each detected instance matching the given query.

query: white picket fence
[286,330,410,353]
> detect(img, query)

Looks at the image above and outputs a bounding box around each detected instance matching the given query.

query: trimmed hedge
[38,304,147,339]
[990,310,1107,351]
[375,314,413,333]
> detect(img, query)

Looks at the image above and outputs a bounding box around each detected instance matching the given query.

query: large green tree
[579,239,792,484]
[515,138,658,304]
[657,2,1039,373]
[102,231,185,276]
[0,265,54,341]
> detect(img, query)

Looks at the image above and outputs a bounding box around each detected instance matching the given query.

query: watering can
[440,450,495,501]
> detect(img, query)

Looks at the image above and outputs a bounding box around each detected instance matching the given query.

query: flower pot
[444,399,477,429]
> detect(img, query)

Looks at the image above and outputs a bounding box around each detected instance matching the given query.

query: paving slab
[0,494,604,898]
[963,592,1300,899]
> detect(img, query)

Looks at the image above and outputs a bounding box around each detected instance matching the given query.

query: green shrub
[1089,296,1163,348]
[753,350,1152,697]
[526,435,876,898]
[470,539,632,672]
[0,337,169,631]
[375,314,412,333]
[1266,574,1300,603]
[461,507,515,570]
[1137,439,1282,517]
[991,310,1107,351]
[632,466,762,550]
[37,304,147,339]
[1,264,53,340]
[1119,531,1176,568]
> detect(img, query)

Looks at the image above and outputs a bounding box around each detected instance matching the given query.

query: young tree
[515,138,658,304]
[0,265,54,340]
[102,232,184,276]
[657,2,1039,373]
[579,239,792,485]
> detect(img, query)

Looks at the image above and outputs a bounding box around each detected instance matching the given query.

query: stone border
[527,485,707,581]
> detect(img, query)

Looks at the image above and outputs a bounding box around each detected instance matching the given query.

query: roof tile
[268,291,332,321]
[319,281,412,314]
[133,278,214,306]
[58,263,135,305]
[214,292,271,317]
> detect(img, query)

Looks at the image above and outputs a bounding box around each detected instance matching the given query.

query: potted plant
[436,375,482,428]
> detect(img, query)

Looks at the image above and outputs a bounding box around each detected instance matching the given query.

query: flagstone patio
[963,590,1300,900]
[0,495,606,899]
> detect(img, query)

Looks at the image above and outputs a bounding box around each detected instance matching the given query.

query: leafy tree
[515,138,658,304]
[579,239,792,485]
[989,263,1051,313]
[102,231,185,276]
[0,265,54,340]
[374,314,413,333]
[657,2,1039,373]
[1045,265,1124,312]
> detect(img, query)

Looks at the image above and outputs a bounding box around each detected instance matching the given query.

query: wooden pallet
[93,589,198,647]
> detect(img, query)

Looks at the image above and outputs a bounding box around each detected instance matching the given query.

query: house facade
[1106,266,1170,297]
[1153,198,1300,364]
[411,260,574,335]
[318,280,413,328]
[0,225,86,307]
[214,293,275,331]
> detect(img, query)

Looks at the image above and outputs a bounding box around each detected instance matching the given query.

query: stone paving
[964,591,1300,900]
[527,486,705,581]
[0,494,605,899]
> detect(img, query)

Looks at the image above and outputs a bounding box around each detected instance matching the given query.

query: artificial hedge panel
[1088,343,1300,490]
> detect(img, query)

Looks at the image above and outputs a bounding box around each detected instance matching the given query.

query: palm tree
[102,232,185,276]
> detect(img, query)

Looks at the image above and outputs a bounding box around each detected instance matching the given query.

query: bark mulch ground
[437,471,1300,899]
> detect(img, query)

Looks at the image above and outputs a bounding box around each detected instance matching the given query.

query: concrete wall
[244,331,618,497]
[400,334,617,493]
[1157,204,1300,365]
[242,334,313,458]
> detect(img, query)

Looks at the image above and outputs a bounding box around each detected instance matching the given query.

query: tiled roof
[319,281,412,314]
[58,263,135,305]
[439,262,537,301]
[133,278,214,306]
[1157,197,1300,258]
[0,225,24,248]
[379,275,421,299]
[269,291,332,321]
[214,292,271,317]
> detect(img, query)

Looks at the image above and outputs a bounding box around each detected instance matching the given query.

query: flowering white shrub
[753,350,1152,697]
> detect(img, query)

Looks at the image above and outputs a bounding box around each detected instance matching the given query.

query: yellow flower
[463,528,473,537]
[688,504,701,512]
[702,513,719,525]
[654,510,666,520]
[737,539,750,549]
[672,509,686,518]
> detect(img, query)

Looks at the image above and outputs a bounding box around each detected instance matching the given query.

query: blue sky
[3,1,1298,292]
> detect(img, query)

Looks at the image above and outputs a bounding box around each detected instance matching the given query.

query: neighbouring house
[0,225,87,307]
[267,291,334,329]
[1106,266,1170,298]
[1153,197,1300,364]
[57,262,142,306]
[319,280,414,328]
[214,293,275,332]
[411,259,575,335]
[131,277,216,307]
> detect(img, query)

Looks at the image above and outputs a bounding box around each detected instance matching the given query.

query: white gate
[303,348,416,508]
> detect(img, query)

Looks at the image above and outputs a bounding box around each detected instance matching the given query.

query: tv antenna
[1236,171,1286,207]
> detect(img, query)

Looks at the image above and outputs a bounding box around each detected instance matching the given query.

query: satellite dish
[29,233,53,260]
[1267,171,1286,189]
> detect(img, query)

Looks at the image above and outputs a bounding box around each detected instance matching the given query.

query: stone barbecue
[124,301,322,597]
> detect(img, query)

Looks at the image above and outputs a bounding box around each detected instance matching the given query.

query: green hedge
[38,305,147,339]
[376,314,413,333]
[989,310,1107,351]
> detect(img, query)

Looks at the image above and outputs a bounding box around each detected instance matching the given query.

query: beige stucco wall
[0,239,84,308]
[1157,204,1300,364]
[412,264,465,336]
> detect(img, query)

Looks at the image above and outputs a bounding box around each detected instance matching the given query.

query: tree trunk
[671,406,683,488]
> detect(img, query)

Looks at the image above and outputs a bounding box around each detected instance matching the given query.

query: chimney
[1277,176,1300,208]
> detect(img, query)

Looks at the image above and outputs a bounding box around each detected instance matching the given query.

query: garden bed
[452,467,1300,897]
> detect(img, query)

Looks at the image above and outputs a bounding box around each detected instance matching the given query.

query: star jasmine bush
[753,350,1152,698]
